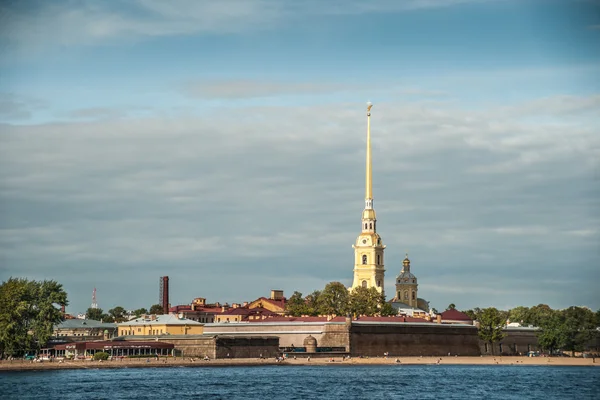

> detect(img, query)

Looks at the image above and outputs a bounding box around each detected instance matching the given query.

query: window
[412,292,416,300]
[362,280,367,288]
[362,255,367,264]
[377,238,381,245]
[364,223,368,229]
[369,223,372,229]
[404,291,408,300]
[377,280,381,287]
[377,255,380,264]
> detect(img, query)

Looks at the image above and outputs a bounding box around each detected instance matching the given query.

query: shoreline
[1,356,597,372]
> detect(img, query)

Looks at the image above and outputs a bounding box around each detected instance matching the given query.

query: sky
[0,0,599,314]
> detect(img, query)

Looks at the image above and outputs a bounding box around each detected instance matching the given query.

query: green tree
[527,304,554,327]
[446,303,456,311]
[285,291,306,317]
[0,278,68,357]
[304,291,322,316]
[349,287,384,317]
[133,308,148,318]
[477,307,506,355]
[149,304,164,315]
[318,282,350,316]
[537,310,565,355]
[463,308,482,321]
[561,306,596,356]
[508,306,530,325]
[86,307,104,321]
[108,306,127,323]
[379,302,397,317]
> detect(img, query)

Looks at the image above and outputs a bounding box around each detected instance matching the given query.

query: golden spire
[365,102,373,201]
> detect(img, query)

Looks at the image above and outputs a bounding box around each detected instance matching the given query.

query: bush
[93,352,110,361]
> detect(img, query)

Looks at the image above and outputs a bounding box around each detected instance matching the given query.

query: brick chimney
[436,314,442,324]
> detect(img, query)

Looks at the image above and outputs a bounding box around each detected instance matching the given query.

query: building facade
[117,314,204,336]
[351,103,386,294]
[392,254,419,308]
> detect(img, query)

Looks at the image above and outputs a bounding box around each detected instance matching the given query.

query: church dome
[396,271,417,284]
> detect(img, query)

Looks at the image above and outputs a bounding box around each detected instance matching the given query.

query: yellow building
[247,290,287,314]
[351,102,386,294]
[117,314,203,336]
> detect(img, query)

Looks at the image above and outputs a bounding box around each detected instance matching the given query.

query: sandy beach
[0,356,597,371]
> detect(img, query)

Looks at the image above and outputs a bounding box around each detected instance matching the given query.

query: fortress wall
[350,323,481,357]
[215,337,280,359]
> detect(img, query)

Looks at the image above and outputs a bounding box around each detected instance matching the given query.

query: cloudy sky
[1,0,599,314]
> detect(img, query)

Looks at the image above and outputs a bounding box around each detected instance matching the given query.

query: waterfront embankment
[0,355,597,371]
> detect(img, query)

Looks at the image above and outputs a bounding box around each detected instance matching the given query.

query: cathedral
[350,103,429,315]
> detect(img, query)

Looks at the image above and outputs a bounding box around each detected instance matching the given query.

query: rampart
[350,322,481,356]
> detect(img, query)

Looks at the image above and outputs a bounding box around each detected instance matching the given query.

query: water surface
[1,365,598,399]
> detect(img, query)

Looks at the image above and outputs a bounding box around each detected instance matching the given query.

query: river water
[1,365,598,399]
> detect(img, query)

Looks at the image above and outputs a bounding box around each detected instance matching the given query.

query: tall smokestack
[159,276,169,314]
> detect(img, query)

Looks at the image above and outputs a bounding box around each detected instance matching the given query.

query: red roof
[440,309,473,321]
[355,316,431,323]
[250,297,287,309]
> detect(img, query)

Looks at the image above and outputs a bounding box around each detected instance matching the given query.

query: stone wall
[215,336,280,359]
[123,335,280,359]
[203,322,349,349]
[480,328,540,356]
[350,322,481,356]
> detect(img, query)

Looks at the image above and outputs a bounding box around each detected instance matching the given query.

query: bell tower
[351,102,386,294]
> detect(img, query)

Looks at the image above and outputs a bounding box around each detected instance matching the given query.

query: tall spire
[365,102,373,208]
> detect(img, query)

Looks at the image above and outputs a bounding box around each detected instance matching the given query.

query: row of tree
[462,305,599,355]
[84,304,164,323]
[285,282,396,317]
[0,278,68,357]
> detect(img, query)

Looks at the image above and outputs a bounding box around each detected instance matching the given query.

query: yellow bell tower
[351,102,386,294]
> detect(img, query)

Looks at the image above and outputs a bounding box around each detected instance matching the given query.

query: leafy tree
[133,308,148,318]
[463,308,482,321]
[431,308,439,315]
[508,306,530,325]
[285,291,306,317]
[149,304,164,315]
[86,307,104,321]
[446,303,456,311]
[477,307,506,355]
[537,310,565,355]
[0,278,67,357]
[561,306,596,356]
[527,304,554,327]
[318,282,350,316]
[379,302,397,317]
[304,291,322,316]
[349,287,384,317]
[108,306,127,323]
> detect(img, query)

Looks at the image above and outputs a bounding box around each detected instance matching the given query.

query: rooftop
[440,309,473,321]
[117,314,202,326]
[55,319,117,330]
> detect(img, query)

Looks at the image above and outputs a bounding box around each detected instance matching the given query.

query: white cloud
[0,93,598,311]
[1,0,505,51]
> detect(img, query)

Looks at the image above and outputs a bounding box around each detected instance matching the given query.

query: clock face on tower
[362,239,367,244]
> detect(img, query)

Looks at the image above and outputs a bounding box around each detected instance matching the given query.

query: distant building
[169,297,233,323]
[439,309,473,325]
[117,314,203,336]
[351,103,386,294]
[214,307,277,323]
[53,319,117,341]
[247,290,287,314]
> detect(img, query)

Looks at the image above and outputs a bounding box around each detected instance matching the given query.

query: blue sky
[0,0,599,314]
